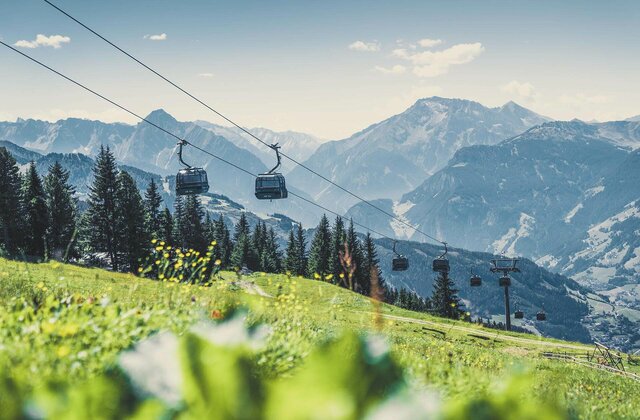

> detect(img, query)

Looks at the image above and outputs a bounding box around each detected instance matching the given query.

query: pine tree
[213,215,232,267]
[307,214,331,277]
[362,233,386,295]
[230,213,251,269]
[143,178,163,240]
[345,219,366,294]
[295,223,307,277]
[44,161,76,261]
[260,227,280,273]
[172,196,185,246]
[250,221,267,270]
[330,216,346,280]
[115,171,148,272]
[158,207,174,244]
[431,271,464,319]
[21,162,49,258]
[0,148,23,255]
[85,146,120,269]
[178,194,207,251]
[284,229,298,274]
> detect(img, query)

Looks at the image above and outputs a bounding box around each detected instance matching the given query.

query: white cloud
[198,73,214,78]
[14,34,71,49]
[348,40,381,52]
[391,42,484,77]
[407,43,485,77]
[374,65,406,75]
[144,33,167,41]
[417,38,442,48]
[501,80,537,99]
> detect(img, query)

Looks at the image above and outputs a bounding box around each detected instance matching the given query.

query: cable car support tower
[490,258,520,331]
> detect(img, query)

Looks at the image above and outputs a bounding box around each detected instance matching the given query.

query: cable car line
[0,39,391,241]
[42,0,446,247]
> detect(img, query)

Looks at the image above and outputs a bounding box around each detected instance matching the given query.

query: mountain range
[288,97,549,212]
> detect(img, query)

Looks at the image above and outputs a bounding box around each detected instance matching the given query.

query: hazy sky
[1,0,639,139]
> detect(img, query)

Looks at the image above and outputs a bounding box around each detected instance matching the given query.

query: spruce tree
[44,161,76,261]
[307,214,331,277]
[0,148,23,254]
[115,171,148,272]
[295,223,307,277]
[230,213,251,269]
[21,162,49,258]
[172,196,185,246]
[158,207,174,244]
[213,215,232,267]
[345,219,366,294]
[260,227,280,273]
[143,178,163,239]
[362,233,386,295]
[330,216,346,280]
[431,271,464,319]
[284,229,298,274]
[85,146,120,269]
[178,194,207,251]
[250,221,266,270]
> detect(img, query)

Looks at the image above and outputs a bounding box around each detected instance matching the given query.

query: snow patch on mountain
[492,213,535,256]
[390,200,416,239]
[564,203,583,223]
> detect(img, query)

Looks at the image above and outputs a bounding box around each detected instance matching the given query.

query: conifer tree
[230,213,251,269]
[158,207,174,244]
[284,229,298,274]
[431,271,464,319]
[115,171,148,272]
[177,194,207,251]
[143,178,163,239]
[21,162,49,258]
[307,214,331,277]
[260,227,280,273]
[85,146,120,269]
[250,221,266,270]
[345,219,366,294]
[172,196,185,245]
[330,216,346,279]
[213,215,232,267]
[295,223,307,276]
[362,232,385,294]
[44,161,76,261]
[0,148,23,254]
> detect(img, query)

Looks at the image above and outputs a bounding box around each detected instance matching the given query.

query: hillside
[1,258,639,419]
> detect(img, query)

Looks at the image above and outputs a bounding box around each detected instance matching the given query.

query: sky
[0,0,639,139]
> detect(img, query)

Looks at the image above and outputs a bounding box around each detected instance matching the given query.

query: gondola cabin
[536,311,546,321]
[392,255,409,271]
[514,310,524,319]
[432,258,449,273]
[498,275,511,287]
[255,173,288,200]
[176,167,209,196]
[470,274,482,287]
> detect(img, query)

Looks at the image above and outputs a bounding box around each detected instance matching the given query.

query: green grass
[1,257,639,419]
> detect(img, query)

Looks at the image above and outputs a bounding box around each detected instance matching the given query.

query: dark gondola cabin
[470,274,482,287]
[514,310,524,319]
[499,275,511,287]
[392,255,408,271]
[176,167,209,196]
[536,311,546,321]
[255,173,288,200]
[432,258,449,273]
[255,143,288,200]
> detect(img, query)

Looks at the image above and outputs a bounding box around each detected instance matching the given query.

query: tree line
[0,145,464,319]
